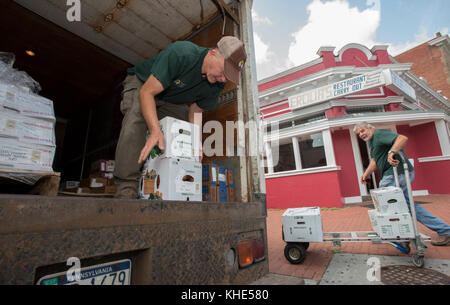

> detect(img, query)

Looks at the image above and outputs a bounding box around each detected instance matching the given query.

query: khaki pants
[114,74,189,192]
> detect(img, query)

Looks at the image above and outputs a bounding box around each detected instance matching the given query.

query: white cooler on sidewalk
[282,207,323,242]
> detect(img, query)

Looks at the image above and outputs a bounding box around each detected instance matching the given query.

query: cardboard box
[209,163,218,201]
[226,168,233,185]
[210,185,218,201]
[75,176,115,194]
[202,164,211,182]
[89,186,105,194]
[76,187,91,194]
[147,116,201,162]
[218,186,228,202]
[368,209,415,239]
[226,168,234,201]
[217,166,227,202]
[0,83,55,121]
[0,137,54,171]
[62,181,79,190]
[227,185,235,201]
[90,171,114,179]
[282,207,323,242]
[105,184,116,194]
[370,186,409,214]
[0,109,55,147]
[90,159,115,173]
[139,157,202,201]
[202,182,218,201]
[89,177,114,187]
[202,183,209,201]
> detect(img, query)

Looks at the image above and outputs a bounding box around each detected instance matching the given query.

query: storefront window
[298,133,327,169]
[273,143,296,172]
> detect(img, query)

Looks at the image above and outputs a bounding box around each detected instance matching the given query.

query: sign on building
[288,69,416,110]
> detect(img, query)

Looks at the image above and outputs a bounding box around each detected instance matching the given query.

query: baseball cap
[217,36,247,84]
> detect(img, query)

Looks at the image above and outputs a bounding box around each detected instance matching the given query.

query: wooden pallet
[59,191,113,197]
[0,168,61,196]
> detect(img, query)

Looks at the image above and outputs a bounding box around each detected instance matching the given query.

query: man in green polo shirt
[113,36,247,199]
[354,122,450,246]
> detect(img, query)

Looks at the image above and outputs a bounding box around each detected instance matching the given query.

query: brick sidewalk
[266,194,450,282]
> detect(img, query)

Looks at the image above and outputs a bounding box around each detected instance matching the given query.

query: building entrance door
[357,136,380,195]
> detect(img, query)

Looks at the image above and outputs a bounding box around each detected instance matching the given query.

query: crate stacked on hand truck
[282,152,430,267]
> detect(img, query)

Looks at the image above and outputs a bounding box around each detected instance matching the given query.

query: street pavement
[264,194,450,285]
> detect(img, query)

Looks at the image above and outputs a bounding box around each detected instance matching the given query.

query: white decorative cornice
[428,34,450,47]
[371,45,389,52]
[403,71,450,112]
[316,46,336,55]
[336,43,377,62]
[264,110,450,142]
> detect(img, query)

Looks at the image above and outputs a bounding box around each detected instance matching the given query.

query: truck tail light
[238,240,253,268]
[238,237,266,268]
[252,237,266,262]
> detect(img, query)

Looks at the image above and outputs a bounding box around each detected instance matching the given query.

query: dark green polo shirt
[369,129,413,177]
[127,41,224,111]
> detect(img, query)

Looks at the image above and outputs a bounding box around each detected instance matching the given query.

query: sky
[252,0,450,81]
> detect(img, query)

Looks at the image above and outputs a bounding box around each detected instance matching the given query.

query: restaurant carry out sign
[288,69,416,110]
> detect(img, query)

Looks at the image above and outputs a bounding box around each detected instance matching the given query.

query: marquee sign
[288,69,416,110]
[384,70,417,102]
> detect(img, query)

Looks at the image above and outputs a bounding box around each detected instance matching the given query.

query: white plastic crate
[282,207,323,242]
[370,186,409,214]
[368,209,415,239]
[139,157,202,201]
[148,116,201,162]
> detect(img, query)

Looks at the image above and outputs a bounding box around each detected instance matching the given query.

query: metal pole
[80,108,93,181]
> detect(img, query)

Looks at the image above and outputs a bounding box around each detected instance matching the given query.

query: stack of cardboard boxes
[202,163,235,202]
[139,117,202,201]
[368,186,415,239]
[0,82,56,174]
[63,159,116,195]
[87,159,116,194]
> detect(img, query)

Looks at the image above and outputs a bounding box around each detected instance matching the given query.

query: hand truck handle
[393,165,400,188]
[391,151,409,188]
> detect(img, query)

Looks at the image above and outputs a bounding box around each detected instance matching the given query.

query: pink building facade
[259,44,450,209]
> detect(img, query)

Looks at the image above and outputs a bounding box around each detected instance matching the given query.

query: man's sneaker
[431,235,450,246]
[114,186,138,199]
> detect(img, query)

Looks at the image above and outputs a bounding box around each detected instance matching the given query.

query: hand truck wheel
[284,243,307,264]
[412,254,424,268]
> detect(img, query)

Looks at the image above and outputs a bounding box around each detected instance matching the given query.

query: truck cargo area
[0,0,268,285]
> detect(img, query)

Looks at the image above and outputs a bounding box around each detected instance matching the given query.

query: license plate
[37,259,131,285]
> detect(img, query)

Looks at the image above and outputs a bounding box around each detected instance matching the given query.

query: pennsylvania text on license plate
[37,259,131,285]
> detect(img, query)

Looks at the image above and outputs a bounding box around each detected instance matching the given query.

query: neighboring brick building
[395,33,450,100]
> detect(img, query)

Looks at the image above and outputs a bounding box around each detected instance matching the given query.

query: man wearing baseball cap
[114,36,247,198]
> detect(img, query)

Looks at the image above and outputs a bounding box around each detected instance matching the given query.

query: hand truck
[283,152,430,268]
